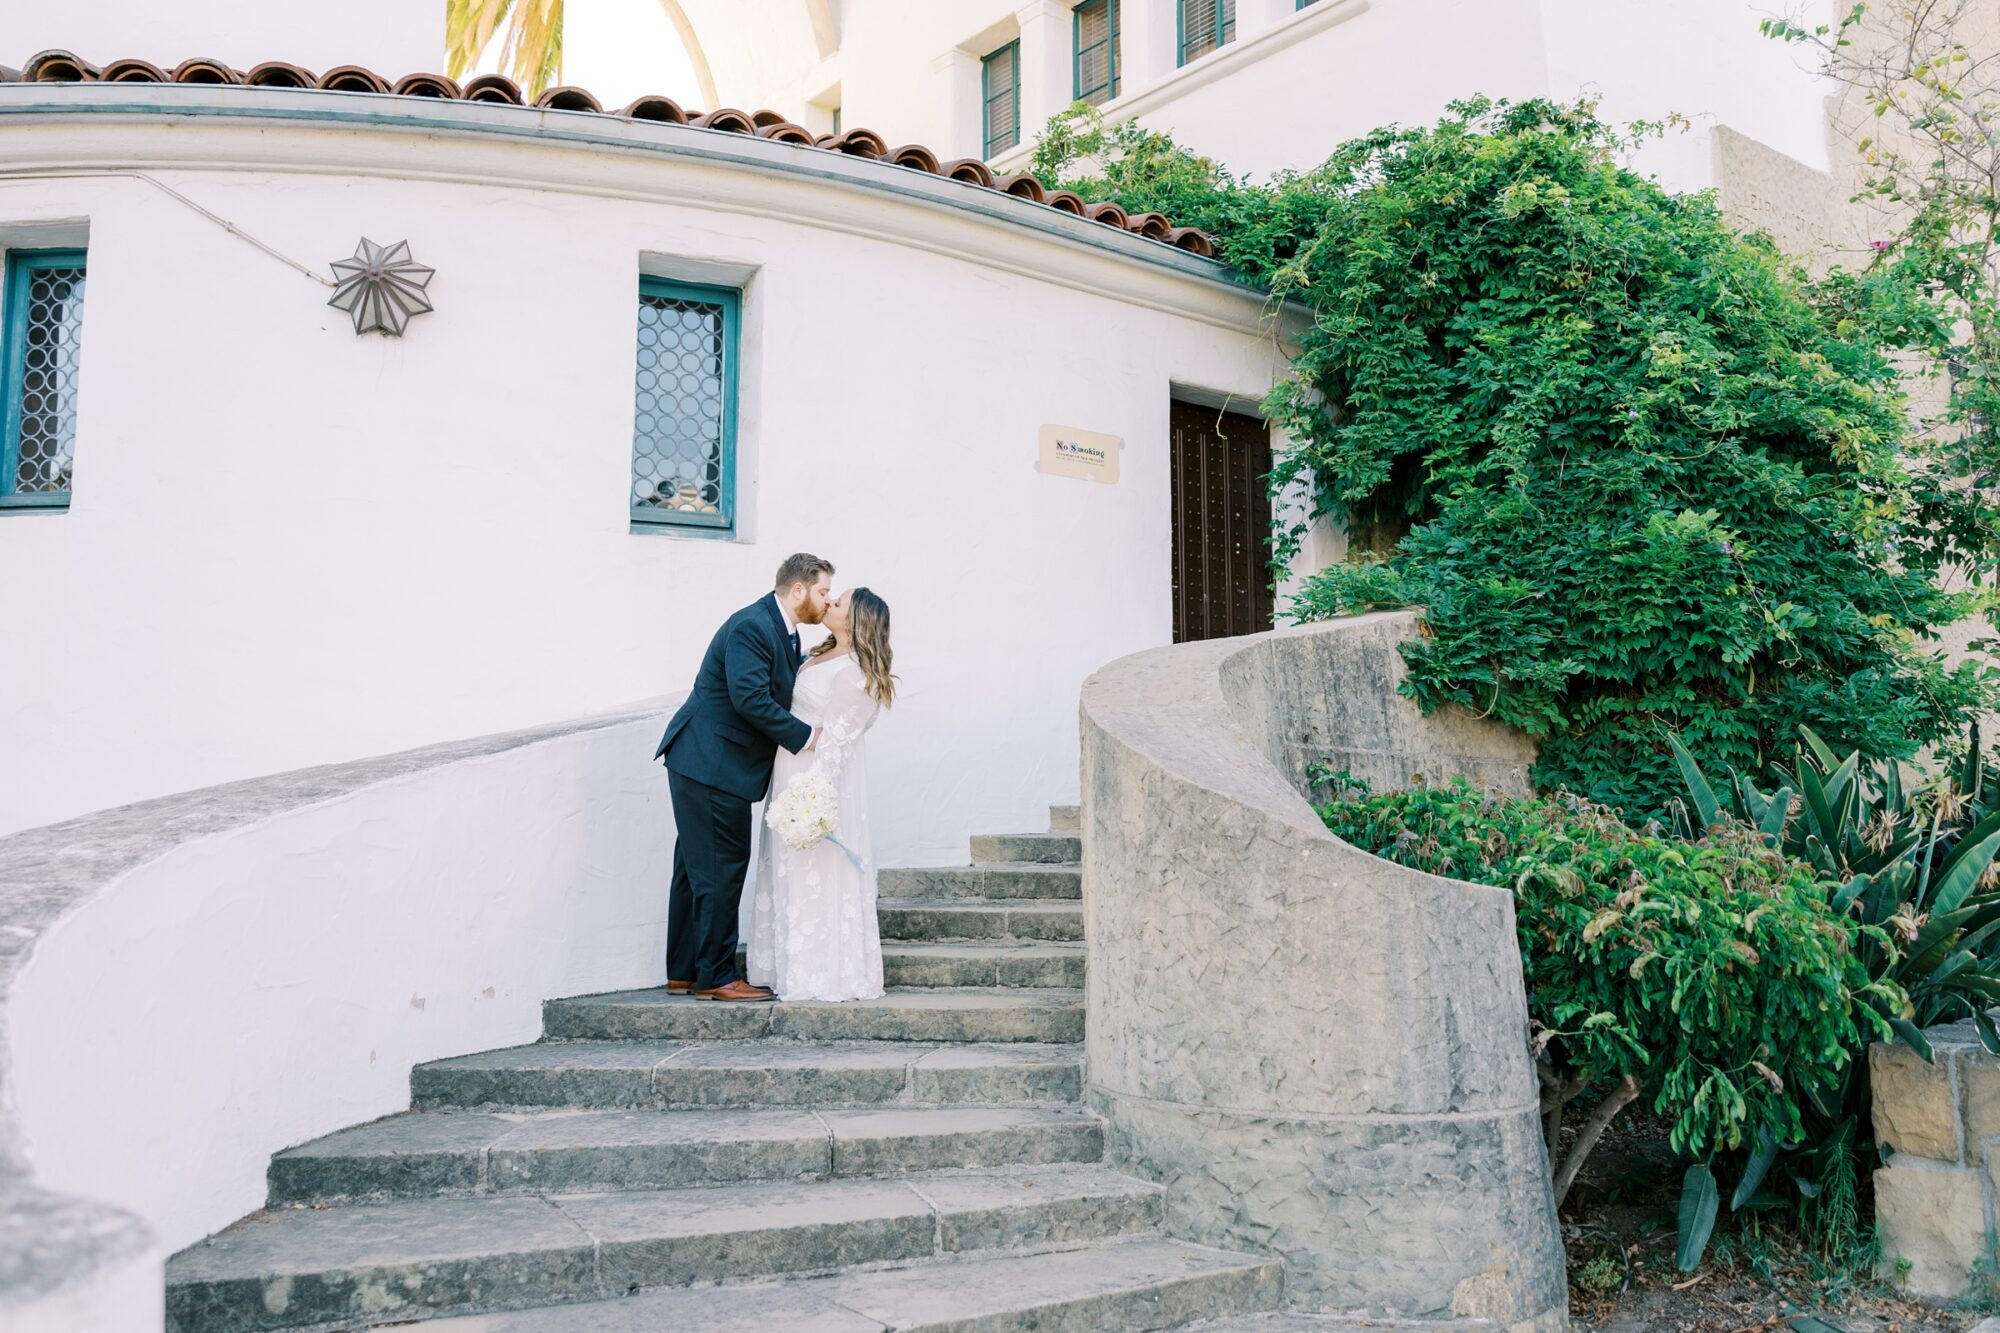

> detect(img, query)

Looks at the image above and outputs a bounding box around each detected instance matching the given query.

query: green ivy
[1036,98,2000,818]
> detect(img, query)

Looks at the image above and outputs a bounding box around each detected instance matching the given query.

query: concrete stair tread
[1189,1317,1501,1330]
[168,1168,1174,1331]
[877,900,1084,945]
[421,1038,1082,1073]
[969,834,1083,865]
[879,863,1081,900]
[880,943,1086,989]
[412,1039,1085,1111]
[268,1105,1105,1202]
[400,1235,1281,1331]
[554,986,1082,1013]
[880,898,1080,911]
[883,941,1086,956]
[543,987,1083,1045]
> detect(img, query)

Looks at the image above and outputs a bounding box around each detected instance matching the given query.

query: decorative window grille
[1179,0,1236,64]
[630,277,738,532]
[1075,0,1121,106]
[982,40,1021,158]
[1,248,86,510]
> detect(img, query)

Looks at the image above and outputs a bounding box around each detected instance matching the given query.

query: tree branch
[1551,1074,1643,1208]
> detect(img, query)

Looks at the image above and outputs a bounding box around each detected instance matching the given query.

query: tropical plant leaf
[1929,808,2000,914]
[1677,1162,1720,1272]
[1759,786,1794,843]
[1888,1016,1935,1062]
[1799,725,1841,771]
[1732,1126,1780,1210]
[1669,733,1722,831]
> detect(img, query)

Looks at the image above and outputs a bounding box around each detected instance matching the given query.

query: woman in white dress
[747,588,895,1002]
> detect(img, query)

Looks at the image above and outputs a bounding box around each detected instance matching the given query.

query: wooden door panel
[1169,400,1273,643]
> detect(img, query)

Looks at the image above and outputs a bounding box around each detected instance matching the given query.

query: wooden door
[1170,399,1274,643]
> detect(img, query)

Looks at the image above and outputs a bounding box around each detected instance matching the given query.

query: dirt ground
[1560,1117,1993,1332]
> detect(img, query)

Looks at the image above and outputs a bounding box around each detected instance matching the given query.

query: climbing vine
[1035,97,2000,815]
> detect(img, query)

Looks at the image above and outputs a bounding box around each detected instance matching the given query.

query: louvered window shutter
[1179,0,1236,64]
[981,41,1020,157]
[1075,0,1120,106]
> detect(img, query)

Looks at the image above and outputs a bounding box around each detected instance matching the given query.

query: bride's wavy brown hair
[811,587,896,706]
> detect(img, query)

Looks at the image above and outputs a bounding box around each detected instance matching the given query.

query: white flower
[766,771,839,850]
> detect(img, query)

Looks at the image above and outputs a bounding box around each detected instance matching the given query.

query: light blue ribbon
[824,833,864,869]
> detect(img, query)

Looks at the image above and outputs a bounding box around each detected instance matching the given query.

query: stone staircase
[164,804,1285,1331]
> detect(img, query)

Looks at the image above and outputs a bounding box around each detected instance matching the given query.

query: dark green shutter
[1075,0,1120,106]
[981,41,1020,157]
[1179,0,1236,65]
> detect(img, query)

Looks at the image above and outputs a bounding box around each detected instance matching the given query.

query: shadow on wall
[1079,610,1566,1327]
[0,699,680,1331]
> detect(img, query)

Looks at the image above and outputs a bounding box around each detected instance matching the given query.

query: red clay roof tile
[3,50,1221,259]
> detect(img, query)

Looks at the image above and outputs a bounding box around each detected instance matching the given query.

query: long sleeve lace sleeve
[809,664,879,785]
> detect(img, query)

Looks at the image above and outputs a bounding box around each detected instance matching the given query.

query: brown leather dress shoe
[665,979,695,995]
[696,980,777,1002]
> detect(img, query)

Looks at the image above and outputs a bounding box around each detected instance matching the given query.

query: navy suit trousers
[666,770,752,989]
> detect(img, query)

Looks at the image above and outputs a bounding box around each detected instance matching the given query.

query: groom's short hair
[775,552,834,592]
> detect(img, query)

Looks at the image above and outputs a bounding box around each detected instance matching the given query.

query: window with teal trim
[631,277,738,532]
[1,248,87,511]
[1178,0,1236,65]
[1075,0,1120,106]
[981,40,1021,158]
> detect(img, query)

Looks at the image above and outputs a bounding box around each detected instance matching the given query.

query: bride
[747,587,895,1002]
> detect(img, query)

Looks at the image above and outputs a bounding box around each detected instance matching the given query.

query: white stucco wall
[9,709,674,1255]
[0,90,1291,858]
[4,0,441,79]
[697,0,1831,194]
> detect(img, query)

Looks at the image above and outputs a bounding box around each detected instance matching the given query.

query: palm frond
[445,0,563,95]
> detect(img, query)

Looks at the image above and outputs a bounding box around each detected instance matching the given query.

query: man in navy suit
[655,553,833,1001]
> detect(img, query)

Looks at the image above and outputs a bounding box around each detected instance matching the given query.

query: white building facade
[679,0,1837,196]
[0,71,1291,847]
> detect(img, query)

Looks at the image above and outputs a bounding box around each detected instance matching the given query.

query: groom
[654,553,833,1001]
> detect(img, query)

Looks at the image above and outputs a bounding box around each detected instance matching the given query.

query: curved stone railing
[0,700,678,1332]
[1080,610,1567,1328]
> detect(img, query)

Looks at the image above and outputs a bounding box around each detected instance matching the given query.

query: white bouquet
[766,770,839,850]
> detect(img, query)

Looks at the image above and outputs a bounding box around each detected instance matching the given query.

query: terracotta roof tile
[244,61,315,89]
[1,50,1220,259]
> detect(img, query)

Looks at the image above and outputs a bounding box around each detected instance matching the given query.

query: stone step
[1188,1316,1503,1330]
[412,1039,1084,1111]
[543,987,1083,1045]
[269,1104,1105,1204]
[968,834,1082,865]
[409,1235,1281,1332]
[878,899,1084,944]
[882,942,1086,990]
[880,862,1081,900]
[1050,803,1081,833]
[167,1166,1166,1333]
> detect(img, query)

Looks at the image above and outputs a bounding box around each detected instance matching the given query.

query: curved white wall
[8,706,675,1254]
[0,89,1291,853]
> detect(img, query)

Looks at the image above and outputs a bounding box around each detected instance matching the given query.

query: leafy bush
[1315,770,1904,1263]
[1034,97,1998,817]
[1671,725,2000,1250]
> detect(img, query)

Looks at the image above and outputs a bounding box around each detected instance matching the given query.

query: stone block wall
[1873,1022,2000,1300]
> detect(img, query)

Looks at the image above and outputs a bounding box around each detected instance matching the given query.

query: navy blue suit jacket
[655,594,813,802]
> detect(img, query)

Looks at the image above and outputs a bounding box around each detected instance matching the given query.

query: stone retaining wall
[1078,610,1566,1328]
[1873,1022,2000,1300]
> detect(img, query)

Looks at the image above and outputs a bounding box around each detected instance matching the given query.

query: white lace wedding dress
[747,655,884,1002]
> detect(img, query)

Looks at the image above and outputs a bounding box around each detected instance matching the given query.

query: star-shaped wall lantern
[327,238,435,336]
